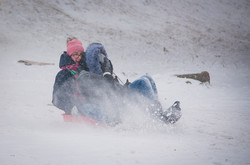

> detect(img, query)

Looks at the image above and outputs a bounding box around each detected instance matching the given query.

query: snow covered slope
[0,0,249,164]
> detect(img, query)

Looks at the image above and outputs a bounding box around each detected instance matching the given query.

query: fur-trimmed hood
[85,43,108,75]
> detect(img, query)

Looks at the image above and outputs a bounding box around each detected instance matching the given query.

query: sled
[62,114,106,126]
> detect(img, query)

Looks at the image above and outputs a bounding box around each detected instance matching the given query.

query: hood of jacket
[85,43,108,75]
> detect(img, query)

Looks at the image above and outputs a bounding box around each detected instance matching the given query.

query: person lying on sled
[52,37,181,125]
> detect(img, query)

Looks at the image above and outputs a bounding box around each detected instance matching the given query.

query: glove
[124,79,131,88]
[99,56,114,82]
[100,56,113,74]
[103,73,114,82]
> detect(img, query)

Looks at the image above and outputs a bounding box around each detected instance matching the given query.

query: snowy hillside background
[0,0,250,164]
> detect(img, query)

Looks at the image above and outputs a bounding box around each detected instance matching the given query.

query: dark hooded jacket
[52,52,89,114]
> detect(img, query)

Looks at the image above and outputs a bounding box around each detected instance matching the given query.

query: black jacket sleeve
[52,70,75,114]
[59,52,74,68]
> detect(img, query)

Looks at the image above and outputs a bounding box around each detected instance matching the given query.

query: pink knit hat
[67,39,85,56]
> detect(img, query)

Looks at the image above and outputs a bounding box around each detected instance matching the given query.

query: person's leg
[76,100,122,125]
[141,75,158,98]
[128,75,158,101]
[77,104,103,122]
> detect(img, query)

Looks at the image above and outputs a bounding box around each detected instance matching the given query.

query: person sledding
[52,37,181,126]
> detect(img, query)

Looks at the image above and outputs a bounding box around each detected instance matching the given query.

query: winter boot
[160,101,182,124]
